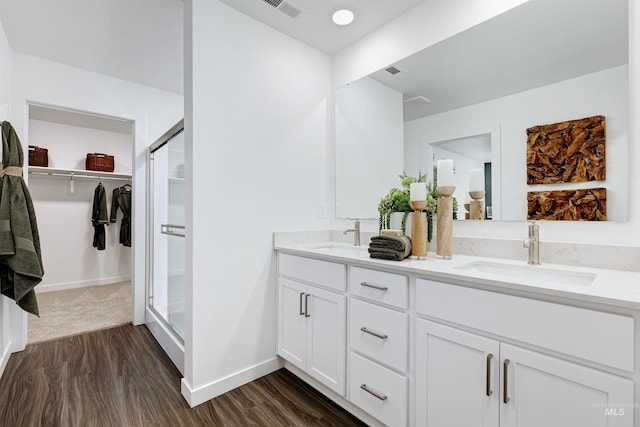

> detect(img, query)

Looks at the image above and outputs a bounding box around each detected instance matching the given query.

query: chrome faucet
[523,221,540,265]
[343,218,361,246]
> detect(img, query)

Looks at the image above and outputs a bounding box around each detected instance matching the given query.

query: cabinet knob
[299,292,305,316]
[360,384,388,401]
[304,294,310,318]
[486,353,493,397]
[360,326,388,340]
[503,359,510,404]
[360,281,388,292]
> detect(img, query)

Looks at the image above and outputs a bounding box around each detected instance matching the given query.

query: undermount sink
[455,261,596,286]
[310,243,368,257]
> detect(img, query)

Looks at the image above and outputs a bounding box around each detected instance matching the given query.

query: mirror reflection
[335,0,629,221]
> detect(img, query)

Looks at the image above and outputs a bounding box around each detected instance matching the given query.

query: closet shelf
[28,166,131,181]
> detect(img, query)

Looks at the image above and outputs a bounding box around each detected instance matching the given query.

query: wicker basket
[86,153,115,172]
[28,145,49,167]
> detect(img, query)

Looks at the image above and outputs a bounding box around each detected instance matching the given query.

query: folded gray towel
[370,235,411,250]
[368,235,412,261]
[369,248,406,261]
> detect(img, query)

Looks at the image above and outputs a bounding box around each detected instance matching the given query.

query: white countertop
[274,241,640,310]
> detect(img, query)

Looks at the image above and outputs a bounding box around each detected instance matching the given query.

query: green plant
[378,171,437,238]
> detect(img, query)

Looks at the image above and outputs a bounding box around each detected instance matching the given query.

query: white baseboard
[0,339,12,381]
[35,276,131,293]
[181,357,283,407]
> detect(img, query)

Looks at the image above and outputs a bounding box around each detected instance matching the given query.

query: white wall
[406,66,629,224]
[28,119,133,291]
[0,17,12,381]
[335,77,404,219]
[332,0,640,248]
[10,53,183,351]
[184,0,331,406]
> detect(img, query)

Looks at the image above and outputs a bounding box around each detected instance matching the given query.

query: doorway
[25,103,135,343]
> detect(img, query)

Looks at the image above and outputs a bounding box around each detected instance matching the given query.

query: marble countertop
[274,241,640,310]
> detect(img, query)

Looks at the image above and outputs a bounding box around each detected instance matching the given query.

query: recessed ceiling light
[332,9,354,26]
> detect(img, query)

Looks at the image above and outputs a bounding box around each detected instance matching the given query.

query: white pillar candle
[410,182,427,201]
[437,159,454,187]
[469,168,484,192]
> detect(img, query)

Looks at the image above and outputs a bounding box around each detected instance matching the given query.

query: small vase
[390,212,412,236]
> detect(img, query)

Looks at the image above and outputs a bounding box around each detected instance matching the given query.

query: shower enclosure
[146,119,185,372]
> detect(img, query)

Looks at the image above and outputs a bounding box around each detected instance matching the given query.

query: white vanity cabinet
[278,254,347,395]
[349,267,409,426]
[416,279,635,427]
[416,320,500,427]
[274,244,640,427]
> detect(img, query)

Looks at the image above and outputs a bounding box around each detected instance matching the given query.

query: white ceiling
[29,104,134,134]
[0,0,628,119]
[369,0,628,121]
[0,0,184,94]
[217,0,426,54]
[0,0,425,95]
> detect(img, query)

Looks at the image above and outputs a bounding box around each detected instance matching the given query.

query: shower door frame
[146,118,185,374]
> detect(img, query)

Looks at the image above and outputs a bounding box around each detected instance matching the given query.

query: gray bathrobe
[0,121,44,316]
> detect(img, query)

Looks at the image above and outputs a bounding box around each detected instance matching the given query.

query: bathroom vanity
[274,238,639,427]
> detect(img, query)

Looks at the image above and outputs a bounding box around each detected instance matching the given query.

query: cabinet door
[416,320,500,427]
[307,286,346,395]
[278,278,307,371]
[500,343,633,427]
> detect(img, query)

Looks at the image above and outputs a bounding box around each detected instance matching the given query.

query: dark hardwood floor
[0,324,367,426]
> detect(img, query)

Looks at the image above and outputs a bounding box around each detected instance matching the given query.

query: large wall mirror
[335,0,629,221]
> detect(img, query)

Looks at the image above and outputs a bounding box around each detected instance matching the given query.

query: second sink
[455,261,596,286]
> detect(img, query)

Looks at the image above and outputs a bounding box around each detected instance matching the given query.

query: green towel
[0,121,44,316]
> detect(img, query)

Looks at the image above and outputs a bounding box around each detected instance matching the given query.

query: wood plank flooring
[0,324,367,427]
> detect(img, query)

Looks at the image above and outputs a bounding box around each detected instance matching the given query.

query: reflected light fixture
[332,8,354,25]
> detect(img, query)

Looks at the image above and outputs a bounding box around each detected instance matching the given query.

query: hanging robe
[92,183,108,250]
[110,185,131,247]
[0,121,44,316]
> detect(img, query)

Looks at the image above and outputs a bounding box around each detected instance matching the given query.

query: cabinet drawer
[350,267,408,309]
[416,279,635,371]
[349,352,407,427]
[350,299,408,372]
[279,253,346,291]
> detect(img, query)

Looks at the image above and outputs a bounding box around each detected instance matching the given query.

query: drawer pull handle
[360,384,388,401]
[299,292,305,316]
[360,282,388,292]
[360,327,388,340]
[486,353,493,397]
[305,294,310,318]
[503,359,510,404]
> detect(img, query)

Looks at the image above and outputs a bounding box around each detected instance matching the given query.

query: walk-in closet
[26,104,134,343]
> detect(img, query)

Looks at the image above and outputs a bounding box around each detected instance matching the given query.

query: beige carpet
[28,282,132,344]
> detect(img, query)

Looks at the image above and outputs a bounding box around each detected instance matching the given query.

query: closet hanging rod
[28,171,131,182]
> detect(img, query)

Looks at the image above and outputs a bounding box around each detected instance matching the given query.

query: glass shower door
[148,121,185,343]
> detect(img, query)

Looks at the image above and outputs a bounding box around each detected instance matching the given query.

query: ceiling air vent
[260,0,305,19]
[385,66,401,75]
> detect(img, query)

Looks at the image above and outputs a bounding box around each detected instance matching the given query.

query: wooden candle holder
[469,190,485,220]
[410,200,427,259]
[436,186,455,259]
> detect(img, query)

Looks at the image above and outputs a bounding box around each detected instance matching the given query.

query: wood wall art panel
[527,188,606,221]
[526,115,605,184]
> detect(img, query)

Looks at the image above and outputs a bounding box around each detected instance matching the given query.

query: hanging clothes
[0,121,44,316]
[92,183,109,250]
[110,184,131,247]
